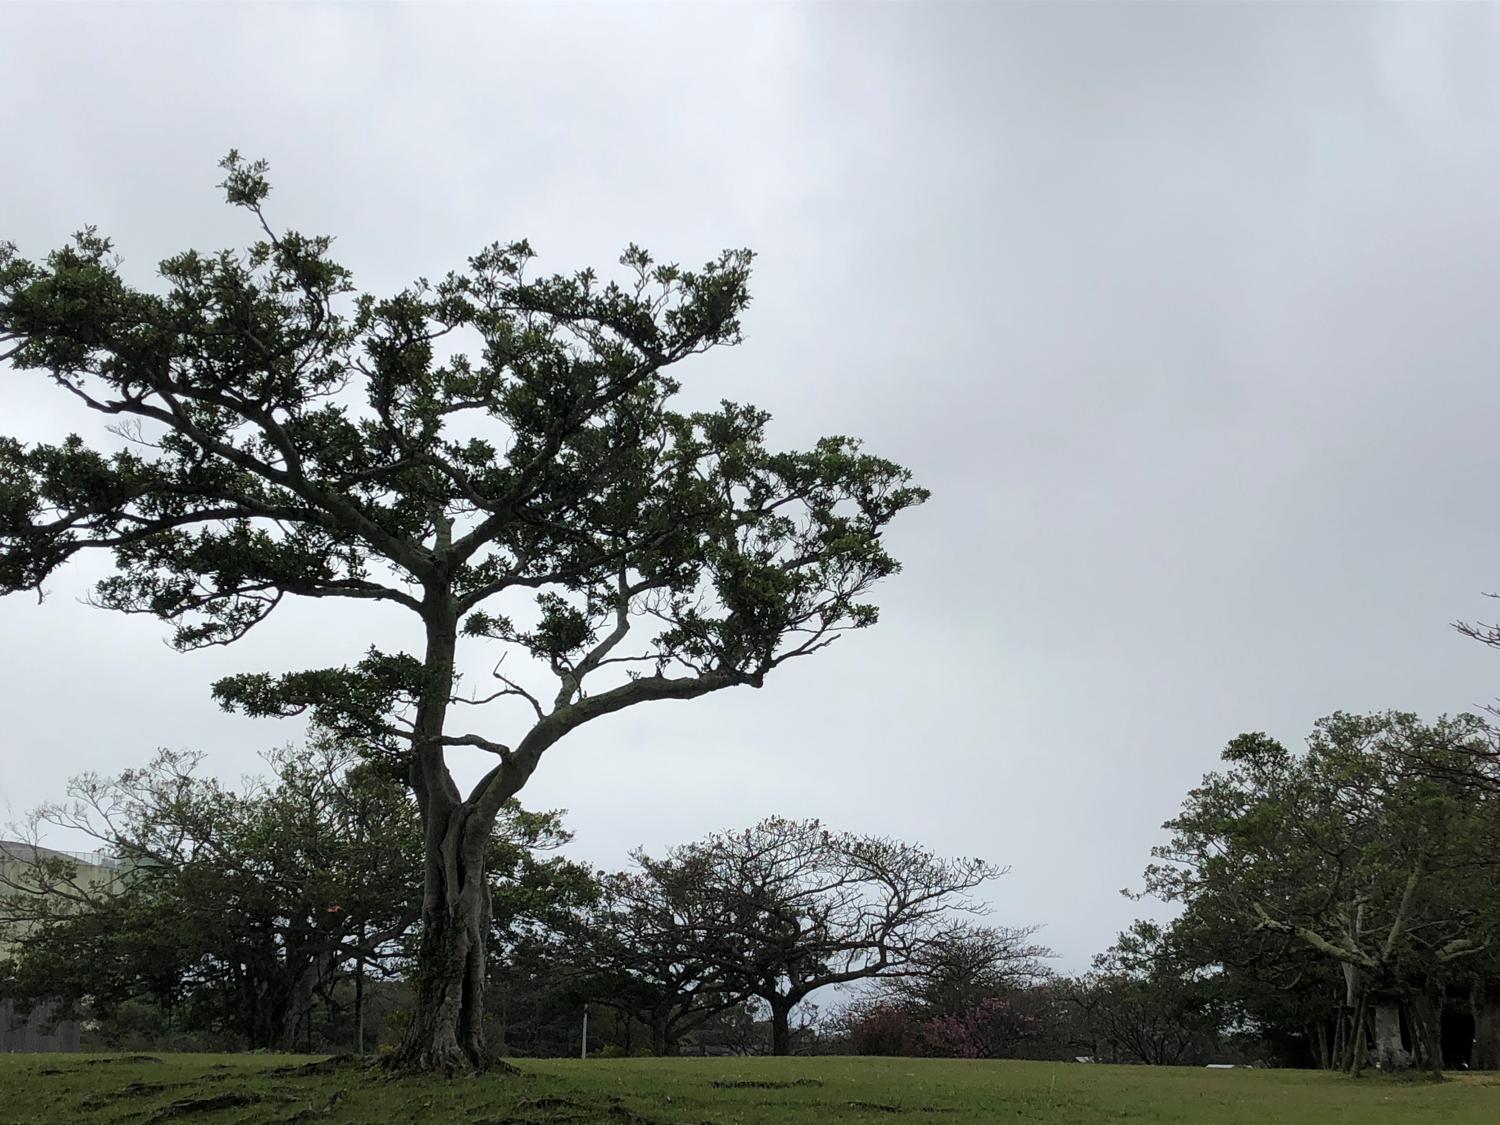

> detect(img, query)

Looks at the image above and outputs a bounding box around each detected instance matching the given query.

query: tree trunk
[388,836,492,1074]
[274,955,327,1052]
[769,999,792,1056]
[1371,1000,1412,1072]
[1472,978,1500,1071]
[385,613,507,1075]
[1348,991,1368,1076]
[1412,987,1443,1079]
[650,1015,669,1057]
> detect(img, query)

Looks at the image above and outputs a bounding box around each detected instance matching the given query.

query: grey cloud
[3,3,1500,967]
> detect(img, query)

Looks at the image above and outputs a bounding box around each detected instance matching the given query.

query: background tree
[484,833,601,1058]
[1141,713,1500,1075]
[627,817,1000,1055]
[0,737,581,1052]
[832,927,1060,1061]
[1064,924,1226,1066]
[896,924,1054,1059]
[1139,898,1342,1068]
[560,865,748,1056]
[889,923,1053,1018]
[0,156,926,1071]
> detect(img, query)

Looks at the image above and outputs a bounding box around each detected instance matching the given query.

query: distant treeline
[3,711,1499,1070]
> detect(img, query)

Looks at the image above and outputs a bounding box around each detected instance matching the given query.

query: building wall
[0,1000,80,1053]
[0,842,121,1051]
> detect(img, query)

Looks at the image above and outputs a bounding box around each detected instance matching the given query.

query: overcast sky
[5,2,1500,971]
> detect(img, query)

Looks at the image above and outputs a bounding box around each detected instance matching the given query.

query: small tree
[631,817,999,1055]
[1065,924,1226,1066]
[891,923,1053,1017]
[0,157,926,1072]
[836,924,1052,1060]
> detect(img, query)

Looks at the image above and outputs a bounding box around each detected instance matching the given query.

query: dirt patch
[710,1078,823,1089]
[475,1094,596,1124]
[267,1054,360,1077]
[844,1104,944,1116]
[146,1091,265,1121]
[76,1079,195,1110]
[86,1055,163,1065]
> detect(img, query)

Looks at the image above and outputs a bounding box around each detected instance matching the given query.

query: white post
[581,1004,588,1060]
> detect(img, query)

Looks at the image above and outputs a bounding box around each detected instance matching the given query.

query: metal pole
[581,1005,588,1060]
[355,952,365,1057]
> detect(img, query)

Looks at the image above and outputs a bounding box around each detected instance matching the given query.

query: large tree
[0,156,926,1071]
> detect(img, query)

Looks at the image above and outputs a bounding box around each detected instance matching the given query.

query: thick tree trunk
[1371,1000,1412,1072]
[1472,978,1500,1071]
[1338,965,1358,1073]
[388,832,492,1074]
[384,612,492,1074]
[386,608,535,1075]
[769,999,792,1056]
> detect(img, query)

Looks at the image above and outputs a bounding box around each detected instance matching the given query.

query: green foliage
[0,150,926,790]
[1069,922,1231,1066]
[1134,711,1500,1070]
[0,737,584,1051]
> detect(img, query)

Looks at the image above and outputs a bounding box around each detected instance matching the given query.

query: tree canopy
[0,736,585,1052]
[1138,712,1500,1073]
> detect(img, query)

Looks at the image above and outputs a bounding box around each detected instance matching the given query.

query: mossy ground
[1,1053,1496,1124]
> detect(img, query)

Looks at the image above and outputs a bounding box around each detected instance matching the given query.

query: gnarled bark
[386,617,504,1075]
[1370,1000,1411,1071]
[386,804,493,1074]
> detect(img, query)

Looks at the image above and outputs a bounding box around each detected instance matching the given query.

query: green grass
[0,1053,1496,1124]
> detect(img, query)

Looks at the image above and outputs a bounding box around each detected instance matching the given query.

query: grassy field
[0,1053,1496,1124]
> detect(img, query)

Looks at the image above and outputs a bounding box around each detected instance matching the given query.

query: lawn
[0,1053,1496,1124]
